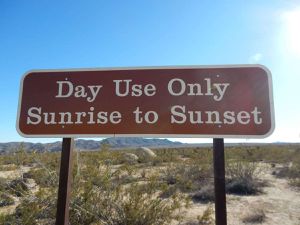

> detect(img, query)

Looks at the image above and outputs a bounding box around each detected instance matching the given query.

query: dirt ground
[0,165,34,215]
[179,163,300,225]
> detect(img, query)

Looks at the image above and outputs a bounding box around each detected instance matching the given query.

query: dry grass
[242,207,266,224]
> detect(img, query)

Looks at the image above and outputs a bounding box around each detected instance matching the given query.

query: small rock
[123,153,139,164]
[137,147,156,158]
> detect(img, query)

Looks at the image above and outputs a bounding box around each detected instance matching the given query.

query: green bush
[23,168,58,188]
[273,158,300,188]
[7,178,29,197]
[69,168,185,225]
[191,184,215,203]
[0,213,16,225]
[4,189,56,225]
[159,183,178,199]
[197,206,214,225]
[0,178,8,192]
[0,193,14,207]
[226,162,263,195]
[161,163,212,193]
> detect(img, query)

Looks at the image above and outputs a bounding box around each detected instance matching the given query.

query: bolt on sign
[17,65,275,138]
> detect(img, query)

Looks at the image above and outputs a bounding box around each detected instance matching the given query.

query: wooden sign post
[213,138,227,225]
[55,138,74,225]
[16,65,275,225]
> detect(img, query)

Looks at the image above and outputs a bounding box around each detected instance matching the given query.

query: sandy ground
[0,165,37,215]
[0,165,31,180]
[226,164,300,225]
[180,163,300,225]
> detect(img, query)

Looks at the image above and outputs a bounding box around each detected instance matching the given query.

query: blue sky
[0,0,300,143]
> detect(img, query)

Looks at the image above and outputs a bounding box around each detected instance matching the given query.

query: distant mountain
[0,141,62,153]
[102,137,183,148]
[2,139,298,154]
[0,138,183,153]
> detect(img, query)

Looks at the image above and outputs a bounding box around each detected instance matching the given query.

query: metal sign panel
[17,65,275,138]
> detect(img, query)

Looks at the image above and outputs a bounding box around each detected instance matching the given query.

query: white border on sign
[16,64,275,139]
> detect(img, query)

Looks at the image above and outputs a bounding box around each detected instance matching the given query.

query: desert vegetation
[0,143,299,224]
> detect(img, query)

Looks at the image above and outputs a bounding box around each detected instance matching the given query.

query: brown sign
[17,65,275,138]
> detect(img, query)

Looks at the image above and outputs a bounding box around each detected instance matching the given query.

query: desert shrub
[197,206,214,225]
[81,164,138,189]
[112,165,139,186]
[133,173,163,196]
[68,163,186,224]
[23,168,58,188]
[242,208,266,223]
[33,152,60,171]
[70,177,185,225]
[0,178,8,192]
[98,144,125,165]
[7,178,29,197]
[272,154,300,188]
[0,213,16,225]
[3,189,56,225]
[273,166,298,178]
[187,149,213,165]
[88,165,117,188]
[149,157,165,166]
[191,184,215,203]
[0,193,14,207]
[228,147,272,163]
[0,164,17,171]
[3,145,37,167]
[0,154,12,165]
[288,155,300,188]
[226,161,259,179]
[159,183,178,199]
[162,166,178,185]
[161,163,212,193]
[289,178,300,188]
[151,148,181,164]
[261,146,299,164]
[224,146,298,164]
[226,162,263,195]
[226,178,262,195]
[80,148,124,167]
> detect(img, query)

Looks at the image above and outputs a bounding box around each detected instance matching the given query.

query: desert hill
[0,137,183,153]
